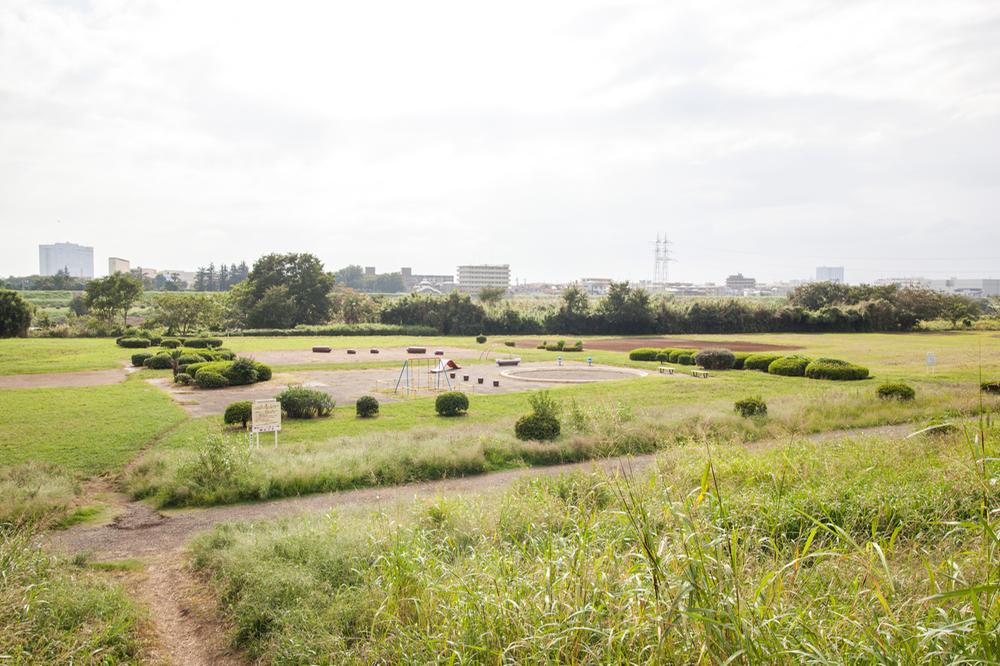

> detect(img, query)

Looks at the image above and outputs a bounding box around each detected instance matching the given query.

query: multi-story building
[108,257,130,274]
[725,273,756,293]
[39,242,94,278]
[457,264,511,292]
[579,277,613,296]
[874,277,1000,298]
[816,266,845,283]
[401,266,455,291]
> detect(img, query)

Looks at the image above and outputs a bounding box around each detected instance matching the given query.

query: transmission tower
[653,234,674,284]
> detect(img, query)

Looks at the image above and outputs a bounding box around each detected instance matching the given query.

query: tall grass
[191,427,999,663]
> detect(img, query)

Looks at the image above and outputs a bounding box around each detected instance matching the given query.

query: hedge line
[223,324,438,337]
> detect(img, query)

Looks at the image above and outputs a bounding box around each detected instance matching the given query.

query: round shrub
[743,353,782,371]
[131,352,154,367]
[805,358,870,381]
[628,348,660,362]
[732,352,752,370]
[435,391,469,417]
[695,349,736,370]
[223,357,259,386]
[254,362,272,382]
[118,337,151,349]
[143,354,174,370]
[655,351,670,363]
[0,289,33,338]
[174,372,193,386]
[195,371,229,389]
[982,381,1000,395]
[184,337,223,349]
[223,401,253,429]
[504,341,516,347]
[877,382,915,401]
[176,353,207,366]
[767,355,811,377]
[514,413,561,441]
[677,353,695,366]
[476,335,487,344]
[160,338,181,349]
[277,386,334,419]
[356,395,380,418]
[734,396,767,418]
[211,349,236,361]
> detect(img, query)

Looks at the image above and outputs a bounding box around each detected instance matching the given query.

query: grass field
[190,425,998,663]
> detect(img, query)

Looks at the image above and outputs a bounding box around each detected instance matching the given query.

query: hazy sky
[2,0,999,284]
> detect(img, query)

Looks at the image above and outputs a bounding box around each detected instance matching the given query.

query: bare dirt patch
[0,367,128,389]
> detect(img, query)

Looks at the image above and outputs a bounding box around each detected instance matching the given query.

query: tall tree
[84,273,143,329]
[218,264,230,290]
[0,289,34,337]
[238,253,335,328]
[205,263,217,292]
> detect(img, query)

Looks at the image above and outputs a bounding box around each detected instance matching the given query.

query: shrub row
[804,358,870,381]
[767,355,811,377]
[230,324,437,337]
[537,340,584,352]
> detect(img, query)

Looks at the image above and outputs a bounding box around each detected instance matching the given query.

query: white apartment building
[816,266,845,283]
[457,264,510,291]
[108,257,130,274]
[39,242,94,278]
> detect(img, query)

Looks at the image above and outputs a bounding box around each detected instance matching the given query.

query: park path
[0,367,129,389]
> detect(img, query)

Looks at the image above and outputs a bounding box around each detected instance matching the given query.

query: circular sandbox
[500,365,648,384]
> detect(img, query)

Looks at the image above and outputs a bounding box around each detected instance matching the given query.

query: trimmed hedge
[877,383,915,401]
[224,401,253,428]
[734,396,767,418]
[435,391,469,417]
[277,386,334,419]
[695,349,736,370]
[255,363,272,381]
[143,354,174,370]
[980,381,1000,395]
[743,353,783,371]
[131,352,154,367]
[225,357,259,386]
[805,358,870,381]
[476,335,487,344]
[229,324,437,337]
[176,353,208,366]
[514,413,561,441]
[174,372,193,385]
[732,351,752,370]
[628,348,660,362]
[118,337,150,349]
[183,337,223,349]
[195,371,229,389]
[677,353,695,366]
[160,338,181,349]
[767,355,811,377]
[356,395,380,418]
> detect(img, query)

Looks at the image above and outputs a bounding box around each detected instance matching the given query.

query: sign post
[926,352,936,374]
[251,398,282,448]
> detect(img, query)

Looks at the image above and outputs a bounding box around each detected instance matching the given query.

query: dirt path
[0,367,128,389]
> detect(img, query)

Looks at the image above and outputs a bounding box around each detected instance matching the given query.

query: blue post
[587,356,593,366]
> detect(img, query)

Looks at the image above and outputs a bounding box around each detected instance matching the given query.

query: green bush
[743,353,782,371]
[131,352,154,367]
[877,383,915,401]
[184,337,223,349]
[195,371,229,389]
[117,337,150,349]
[655,351,670,363]
[694,349,736,370]
[476,335,487,344]
[0,289,33,337]
[732,352,753,370]
[504,340,516,347]
[223,401,253,429]
[160,338,181,349]
[277,386,334,419]
[254,362,272,382]
[628,348,660,362]
[677,353,695,365]
[805,358,870,381]
[174,372,193,385]
[734,396,767,417]
[224,357,259,386]
[982,381,1000,395]
[668,349,696,363]
[176,353,207,366]
[356,395,380,418]
[143,354,174,370]
[435,391,469,417]
[514,413,561,441]
[212,348,236,361]
[767,355,811,377]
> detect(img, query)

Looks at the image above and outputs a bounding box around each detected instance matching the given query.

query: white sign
[926,352,937,367]
[252,399,282,433]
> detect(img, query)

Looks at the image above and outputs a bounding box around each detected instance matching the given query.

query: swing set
[389,357,461,396]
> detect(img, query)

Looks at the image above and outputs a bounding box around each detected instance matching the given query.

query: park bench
[691,369,709,378]
[658,366,674,375]
[311,346,332,353]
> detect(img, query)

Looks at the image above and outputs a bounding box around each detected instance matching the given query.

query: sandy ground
[0,367,130,389]
[156,361,659,417]
[245,345,481,366]
[522,337,801,352]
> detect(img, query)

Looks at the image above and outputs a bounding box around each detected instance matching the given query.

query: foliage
[334,265,405,293]
[233,323,437,336]
[0,289,34,338]
[477,286,507,306]
[676,352,695,365]
[356,395,380,418]
[596,282,656,334]
[980,381,1000,395]
[380,293,486,336]
[131,352,154,367]
[694,348,736,370]
[476,334,487,344]
[514,413,562,441]
[734,396,768,417]
[877,383,916,401]
[83,273,143,328]
[150,292,223,335]
[195,370,229,389]
[254,362,272,381]
[160,338,181,348]
[277,386,335,418]
[184,337,223,348]
[629,347,660,361]
[805,358,870,381]
[767,355,812,377]
[237,253,335,328]
[224,357,259,386]
[143,353,174,370]
[742,352,782,371]
[116,336,150,348]
[435,391,469,417]
[174,372,193,385]
[732,351,752,369]
[224,401,253,428]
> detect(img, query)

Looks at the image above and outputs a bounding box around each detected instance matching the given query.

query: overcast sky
[2,0,999,285]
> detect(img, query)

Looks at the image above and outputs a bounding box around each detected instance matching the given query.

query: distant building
[364,266,376,276]
[39,242,94,278]
[401,266,455,291]
[816,266,845,283]
[108,257,130,274]
[579,277,613,296]
[874,276,1000,298]
[725,273,756,292]
[457,264,511,291]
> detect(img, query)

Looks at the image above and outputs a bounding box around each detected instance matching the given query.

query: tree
[84,273,143,329]
[238,253,335,328]
[0,289,33,337]
[596,282,655,334]
[151,293,220,335]
[478,286,507,308]
[218,264,229,290]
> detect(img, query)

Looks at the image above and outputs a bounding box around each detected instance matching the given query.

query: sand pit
[244,346,479,366]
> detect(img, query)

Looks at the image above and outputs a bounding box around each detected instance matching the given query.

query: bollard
[492,380,500,387]
[463,375,469,381]
[557,356,563,366]
[477,377,484,384]
[587,356,593,366]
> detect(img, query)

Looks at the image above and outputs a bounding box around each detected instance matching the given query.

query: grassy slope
[191,427,999,663]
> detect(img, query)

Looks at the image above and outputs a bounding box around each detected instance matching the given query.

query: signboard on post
[252,399,281,447]
[926,352,937,373]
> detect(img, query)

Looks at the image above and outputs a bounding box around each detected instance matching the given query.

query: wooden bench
[658,366,675,375]
[691,369,709,378]
[311,346,331,353]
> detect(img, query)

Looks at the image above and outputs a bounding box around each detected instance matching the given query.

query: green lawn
[0,338,132,375]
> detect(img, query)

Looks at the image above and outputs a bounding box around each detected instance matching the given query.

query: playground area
[152,360,655,417]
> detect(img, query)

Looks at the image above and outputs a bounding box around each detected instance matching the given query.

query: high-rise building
[816,266,845,283]
[725,273,756,292]
[457,264,510,291]
[108,257,130,274]
[39,242,94,278]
